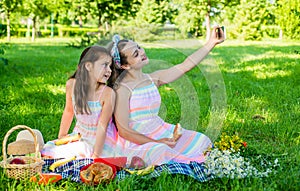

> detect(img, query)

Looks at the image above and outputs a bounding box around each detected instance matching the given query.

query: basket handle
[2,125,40,161]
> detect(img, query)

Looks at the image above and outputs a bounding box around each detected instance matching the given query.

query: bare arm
[92,87,116,158]
[150,26,225,86]
[114,86,176,146]
[58,79,75,139]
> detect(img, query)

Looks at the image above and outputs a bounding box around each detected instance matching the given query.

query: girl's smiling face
[122,41,148,69]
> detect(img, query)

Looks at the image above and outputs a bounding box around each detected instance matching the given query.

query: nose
[107,65,112,72]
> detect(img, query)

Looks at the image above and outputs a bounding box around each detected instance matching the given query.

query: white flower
[204,148,279,180]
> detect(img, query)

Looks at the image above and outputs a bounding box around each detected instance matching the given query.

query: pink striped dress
[118,81,212,166]
[41,87,123,159]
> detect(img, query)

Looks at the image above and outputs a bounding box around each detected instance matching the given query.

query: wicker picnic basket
[0,125,45,179]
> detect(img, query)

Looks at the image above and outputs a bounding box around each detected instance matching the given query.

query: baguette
[55,133,81,145]
[173,123,183,141]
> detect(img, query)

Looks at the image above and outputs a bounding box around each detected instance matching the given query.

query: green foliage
[0,43,8,65]
[227,0,271,40]
[0,0,20,13]
[173,0,208,37]
[134,0,175,25]
[275,0,300,39]
[110,20,161,42]
[0,24,7,37]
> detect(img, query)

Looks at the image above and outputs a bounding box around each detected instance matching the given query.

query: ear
[85,62,93,71]
[121,64,130,70]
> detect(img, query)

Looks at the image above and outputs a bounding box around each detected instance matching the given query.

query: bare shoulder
[66,79,75,91]
[102,86,116,99]
[148,72,161,86]
[114,84,132,101]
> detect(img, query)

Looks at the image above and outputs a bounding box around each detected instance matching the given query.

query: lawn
[0,37,299,190]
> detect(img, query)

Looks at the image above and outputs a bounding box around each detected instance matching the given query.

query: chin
[98,79,107,84]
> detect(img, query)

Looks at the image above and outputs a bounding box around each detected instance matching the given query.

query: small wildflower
[214,133,246,152]
[204,133,279,180]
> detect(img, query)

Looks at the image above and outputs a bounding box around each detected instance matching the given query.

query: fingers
[164,138,177,148]
[210,26,225,43]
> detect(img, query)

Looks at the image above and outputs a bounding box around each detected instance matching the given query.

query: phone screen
[217,26,226,39]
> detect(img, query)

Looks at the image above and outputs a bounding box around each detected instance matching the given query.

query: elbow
[117,128,132,140]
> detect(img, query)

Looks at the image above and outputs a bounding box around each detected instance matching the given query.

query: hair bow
[111,34,121,69]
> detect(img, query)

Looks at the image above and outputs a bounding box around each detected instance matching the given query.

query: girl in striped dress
[107,26,225,166]
[41,46,121,159]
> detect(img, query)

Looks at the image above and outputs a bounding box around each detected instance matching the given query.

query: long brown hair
[74,46,110,114]
[107,39,129,89]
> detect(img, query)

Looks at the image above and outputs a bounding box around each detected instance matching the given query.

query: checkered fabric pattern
[117,161,208,182]
[43,159,208,183]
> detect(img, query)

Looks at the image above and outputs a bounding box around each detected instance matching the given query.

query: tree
[133,0,175,25]
[227,0,271,40]
[173,0,240,39]
[0,0,22,41]
[21,0,52,41]
[86,0,141,32]
[275,0,300,39]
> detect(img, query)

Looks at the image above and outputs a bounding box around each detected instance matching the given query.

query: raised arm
[92,87,116,158]
[58,79,75,139]
[150,26,225,86]
[114,86,176,147]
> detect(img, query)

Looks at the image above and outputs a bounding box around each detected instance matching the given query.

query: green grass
[0,38,299,190]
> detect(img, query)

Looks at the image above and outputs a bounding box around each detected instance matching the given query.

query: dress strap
[119,82,133,91]
[146,74,154,83]
[98,85,107,100]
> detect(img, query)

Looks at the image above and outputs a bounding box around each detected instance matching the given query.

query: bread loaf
[173,123,182,141]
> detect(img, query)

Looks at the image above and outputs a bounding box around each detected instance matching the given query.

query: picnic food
[55,133,81,145]
[173,123,183,141]
[80,162,114,185]
[9,158,26,164]
[49,156,76,171]
[30,173,62,185]
[125,165,155,175]
[130,156,146,169]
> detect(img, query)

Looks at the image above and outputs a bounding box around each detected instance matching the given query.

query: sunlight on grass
[245,63,292,79]
[46,84,65,95]
[0,37,79,45]
[225,49,299,79]
[243,95,281,125]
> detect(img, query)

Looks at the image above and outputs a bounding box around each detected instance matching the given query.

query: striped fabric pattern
[121,82,212,166]
[41,87,121,159]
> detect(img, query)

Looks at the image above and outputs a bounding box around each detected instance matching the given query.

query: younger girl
[41,46,119,159]
[107,26,225,166]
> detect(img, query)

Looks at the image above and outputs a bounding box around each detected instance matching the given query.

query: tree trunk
[27,18,31,38]
[6,12,11,42]
[205,0,211,41]
[205,14,210,41]
[79,16,83,28]
[32,17,36,42]
[97,3,102,28]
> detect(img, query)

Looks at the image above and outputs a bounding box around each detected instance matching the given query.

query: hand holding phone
[217,26,226,40]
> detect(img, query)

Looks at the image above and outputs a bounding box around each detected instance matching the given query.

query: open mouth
[142,55,147,61]
[104,73,111,78]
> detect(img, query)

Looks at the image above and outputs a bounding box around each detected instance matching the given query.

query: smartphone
[217,26,226,40]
